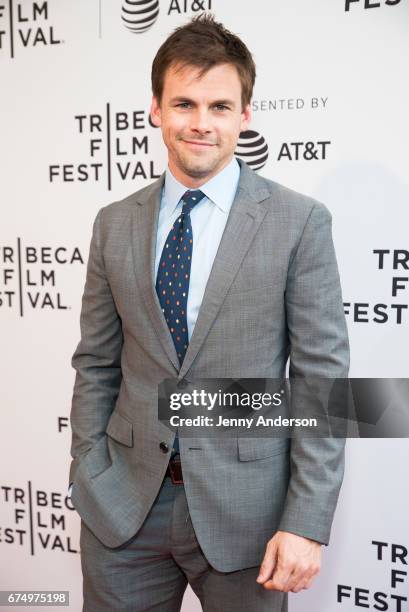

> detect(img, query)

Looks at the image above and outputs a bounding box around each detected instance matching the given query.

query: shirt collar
[162,157,240,216]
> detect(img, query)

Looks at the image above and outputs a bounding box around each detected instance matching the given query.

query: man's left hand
[256,530,322,592]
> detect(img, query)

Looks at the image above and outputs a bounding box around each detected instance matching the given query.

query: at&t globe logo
[121,0,160,34]
[235,130,269,172]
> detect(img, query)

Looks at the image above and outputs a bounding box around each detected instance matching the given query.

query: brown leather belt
[165,457,183,484]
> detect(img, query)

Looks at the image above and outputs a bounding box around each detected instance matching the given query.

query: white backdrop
[1,1,409,610]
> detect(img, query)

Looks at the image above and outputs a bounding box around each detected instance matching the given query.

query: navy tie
[156,189,206,365]
[156,189,206,456]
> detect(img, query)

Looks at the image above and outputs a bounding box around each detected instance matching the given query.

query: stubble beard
[175,145,222,180]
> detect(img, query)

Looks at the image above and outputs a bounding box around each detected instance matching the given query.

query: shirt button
[177,379,188,389]
[159,442,169,453]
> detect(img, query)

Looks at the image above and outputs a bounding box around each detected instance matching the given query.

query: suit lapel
[130,160,271,377]
[130,174,180,372]
[178,161,270,378]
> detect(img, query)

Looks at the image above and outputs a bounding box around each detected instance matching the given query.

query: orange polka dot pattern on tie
[156,190,206,365]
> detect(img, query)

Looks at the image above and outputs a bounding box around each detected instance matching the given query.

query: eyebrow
[169,96,236,107]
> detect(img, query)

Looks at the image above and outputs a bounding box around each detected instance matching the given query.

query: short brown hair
[151,13,256,110]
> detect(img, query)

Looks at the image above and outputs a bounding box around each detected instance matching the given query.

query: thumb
[257,541,278,583]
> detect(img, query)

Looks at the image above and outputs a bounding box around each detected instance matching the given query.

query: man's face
[150,62,251,187]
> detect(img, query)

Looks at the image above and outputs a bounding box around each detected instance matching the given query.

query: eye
[214,104,228,111]
[176,102,191,109]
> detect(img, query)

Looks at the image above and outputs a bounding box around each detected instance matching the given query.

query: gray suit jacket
[69,158,349,572]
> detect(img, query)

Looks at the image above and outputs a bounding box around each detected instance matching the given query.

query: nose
[190,108,212,134]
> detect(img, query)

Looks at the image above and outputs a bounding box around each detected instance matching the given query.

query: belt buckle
[168,458,183,484]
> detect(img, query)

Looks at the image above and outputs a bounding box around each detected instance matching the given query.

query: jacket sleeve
[69,206,123,486]
[278,201,350,545]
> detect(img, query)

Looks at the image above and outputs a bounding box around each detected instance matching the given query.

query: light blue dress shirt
[68,157,240,497]
[154,156,241,341]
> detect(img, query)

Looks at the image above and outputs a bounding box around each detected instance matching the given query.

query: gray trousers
[80,475,288,612]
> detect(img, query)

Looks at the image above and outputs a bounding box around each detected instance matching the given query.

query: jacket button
[177,379,188,389]
[159,442,169,453]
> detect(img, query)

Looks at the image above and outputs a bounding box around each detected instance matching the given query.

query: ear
[240,103,251,132]
[150,96,162,127]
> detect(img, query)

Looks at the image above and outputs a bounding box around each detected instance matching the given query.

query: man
[69,13,350,612]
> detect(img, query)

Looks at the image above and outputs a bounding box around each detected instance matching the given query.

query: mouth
[182,139,216,148]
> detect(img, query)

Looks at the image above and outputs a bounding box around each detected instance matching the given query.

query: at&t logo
[121,0,160,34]
[235,130,269,172]
[120,0,213,35]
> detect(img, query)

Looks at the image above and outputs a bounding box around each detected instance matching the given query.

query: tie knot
[181,190,206,216]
